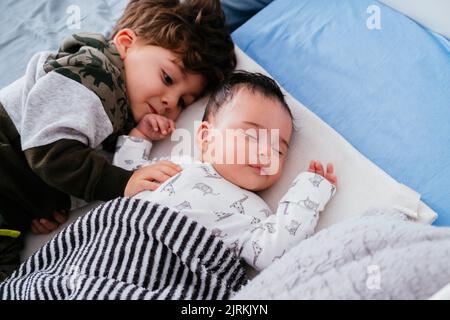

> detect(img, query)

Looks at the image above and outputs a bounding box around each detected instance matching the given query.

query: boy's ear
[113,28,137,59]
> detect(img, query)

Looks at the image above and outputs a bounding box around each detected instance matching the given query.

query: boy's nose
[161,94,178,109]
[161,93,180,107]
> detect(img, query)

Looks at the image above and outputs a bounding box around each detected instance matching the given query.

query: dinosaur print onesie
[114,136,336,271]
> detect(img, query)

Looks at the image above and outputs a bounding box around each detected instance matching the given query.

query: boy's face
[115,30,206,123]
[197,88,293,191]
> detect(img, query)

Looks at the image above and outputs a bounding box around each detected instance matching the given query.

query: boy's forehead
[170,57,186,74]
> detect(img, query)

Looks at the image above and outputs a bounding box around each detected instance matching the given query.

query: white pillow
[150,46,437,230]
[21,46,437,261]
[379,0,450,40]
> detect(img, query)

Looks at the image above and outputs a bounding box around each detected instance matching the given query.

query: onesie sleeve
[112,135,153,171]
[238,172,336,271]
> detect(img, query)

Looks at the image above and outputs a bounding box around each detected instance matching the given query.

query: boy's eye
[162,71,173,85]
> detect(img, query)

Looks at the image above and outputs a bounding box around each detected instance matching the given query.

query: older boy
[0,0,235,280]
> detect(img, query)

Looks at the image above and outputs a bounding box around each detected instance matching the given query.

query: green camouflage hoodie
[0,33,137,225]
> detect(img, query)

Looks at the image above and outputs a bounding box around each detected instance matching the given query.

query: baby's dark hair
[203,71,293,122]
[111,0,236,92]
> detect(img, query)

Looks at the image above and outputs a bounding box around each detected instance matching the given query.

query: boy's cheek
[129,104,147,123]
[169,109,182,121]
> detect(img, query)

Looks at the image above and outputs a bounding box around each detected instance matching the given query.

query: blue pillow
[221,0,273,32]
[233,0,450,225]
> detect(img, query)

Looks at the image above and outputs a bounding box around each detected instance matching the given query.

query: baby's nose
[257,152,271,166]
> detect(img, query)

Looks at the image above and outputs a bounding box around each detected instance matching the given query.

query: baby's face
[115,31,205,123]
[198,88,293,191]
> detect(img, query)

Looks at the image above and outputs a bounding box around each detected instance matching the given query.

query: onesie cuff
[113,135,153,170]
[280,172,336,212]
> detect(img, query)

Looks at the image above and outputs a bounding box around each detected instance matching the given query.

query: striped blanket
[0,198,247,299]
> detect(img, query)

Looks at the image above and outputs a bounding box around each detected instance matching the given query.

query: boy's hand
[308,160,337,186]
[124,160,182,197]
[31,210,68,234]
[130,114,176,141]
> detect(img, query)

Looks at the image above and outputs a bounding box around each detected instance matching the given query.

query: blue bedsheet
[233,0,450,225]
[0,0,251,87]
[0,0,127,88]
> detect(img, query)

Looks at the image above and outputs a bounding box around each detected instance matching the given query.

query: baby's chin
[232,171,278,192]
[212,163,280,192]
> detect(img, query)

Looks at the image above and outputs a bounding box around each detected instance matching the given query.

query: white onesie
[113,136,336,271]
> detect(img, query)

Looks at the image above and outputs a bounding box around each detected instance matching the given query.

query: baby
[114,71,337,271]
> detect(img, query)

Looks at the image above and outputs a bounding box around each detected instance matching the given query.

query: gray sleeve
[20,71,113,151]
[19,70,129,201]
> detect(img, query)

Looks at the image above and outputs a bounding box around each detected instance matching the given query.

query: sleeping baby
[113,71,337,271]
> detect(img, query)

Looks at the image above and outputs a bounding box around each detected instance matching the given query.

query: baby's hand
[124,160,182,197]
[130,114,175,141]
[308,160,337,186]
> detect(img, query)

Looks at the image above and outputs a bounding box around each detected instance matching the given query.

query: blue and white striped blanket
[0,198,247,299]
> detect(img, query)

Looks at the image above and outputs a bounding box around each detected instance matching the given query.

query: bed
[1,0,449,299]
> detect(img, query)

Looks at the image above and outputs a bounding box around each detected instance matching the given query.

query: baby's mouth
[248,164,271,176]
[248,164,263,174]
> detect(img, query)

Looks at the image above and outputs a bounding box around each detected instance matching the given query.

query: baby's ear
[196,121,211,149]
[113,28,137,59]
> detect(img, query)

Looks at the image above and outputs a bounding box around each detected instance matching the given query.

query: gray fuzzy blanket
[234,208,450,300]
[0,198,246,300]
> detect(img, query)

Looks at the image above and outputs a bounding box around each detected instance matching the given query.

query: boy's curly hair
[111,0,236,92]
